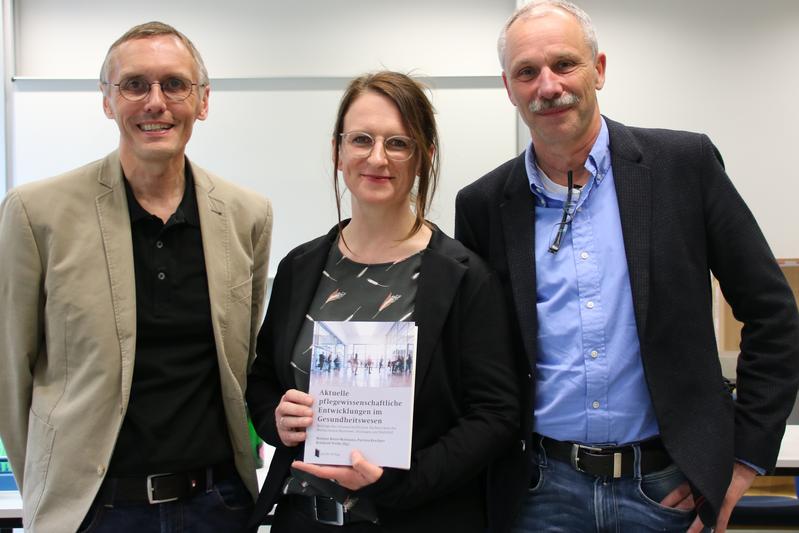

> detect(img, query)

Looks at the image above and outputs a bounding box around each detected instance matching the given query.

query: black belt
[101,463,238,504]
[281,468,379,526]
[538,434,671,478]
[284,495,373,527]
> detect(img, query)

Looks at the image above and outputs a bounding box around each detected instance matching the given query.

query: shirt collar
[525,117,611,204]
[124,161,199,227]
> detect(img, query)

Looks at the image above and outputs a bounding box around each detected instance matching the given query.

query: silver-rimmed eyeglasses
[339,131,416,162]
[105,76,205,102]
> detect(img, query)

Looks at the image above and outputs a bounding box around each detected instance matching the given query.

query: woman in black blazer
[246,71,519,532]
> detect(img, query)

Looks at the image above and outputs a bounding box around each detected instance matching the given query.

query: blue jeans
[77,475,253,533]
[512,439,699,533]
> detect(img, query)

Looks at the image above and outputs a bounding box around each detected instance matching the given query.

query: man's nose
[143,83,168,112]
[537,68,563,100]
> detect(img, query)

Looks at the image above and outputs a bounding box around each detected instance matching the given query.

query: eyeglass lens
[117,76,196,101]
[342,132,415,161]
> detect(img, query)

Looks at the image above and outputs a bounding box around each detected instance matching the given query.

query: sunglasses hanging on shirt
[548,170,581,254]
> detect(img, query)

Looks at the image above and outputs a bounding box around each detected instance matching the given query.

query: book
[303,320,417,469]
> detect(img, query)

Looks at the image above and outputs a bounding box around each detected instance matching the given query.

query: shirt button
[592,401,600,409]
[586,301,595,309]
[97,464,105,476]
[590,350,599,358]
[157,272,166,281]
[156,240,164,249]
[580,251,589,260]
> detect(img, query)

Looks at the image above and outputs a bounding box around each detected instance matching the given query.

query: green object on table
[0,437,12,474]
[248,418,263,469]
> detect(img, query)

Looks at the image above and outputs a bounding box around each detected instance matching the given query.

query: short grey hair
[100,21,209,88]
[497,0,598,71]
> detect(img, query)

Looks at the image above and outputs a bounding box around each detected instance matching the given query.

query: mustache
[528,93,581,113]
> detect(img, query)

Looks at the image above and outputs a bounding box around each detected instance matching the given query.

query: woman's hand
[291,450,384,490]
[275,389,314,447]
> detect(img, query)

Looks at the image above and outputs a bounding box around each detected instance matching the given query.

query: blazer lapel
[414,229,467,394]
[500,154,538,368]
[94,151,137,408]
[606,118,652,339]
[283,231,336,388]
[193,164,232,371]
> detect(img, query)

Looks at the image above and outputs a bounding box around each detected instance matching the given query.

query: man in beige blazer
[0,22,272,532]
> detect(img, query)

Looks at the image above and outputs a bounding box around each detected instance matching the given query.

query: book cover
[303,320,417,469]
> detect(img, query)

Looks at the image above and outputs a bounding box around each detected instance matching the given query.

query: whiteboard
[11,80,517,271]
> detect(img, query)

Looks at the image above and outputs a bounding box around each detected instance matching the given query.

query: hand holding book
[275,388,314,447]
[291,450,384,490]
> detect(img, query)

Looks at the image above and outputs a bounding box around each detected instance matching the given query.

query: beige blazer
[0,151,273,532]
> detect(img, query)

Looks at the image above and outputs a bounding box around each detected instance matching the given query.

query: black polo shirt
[108,167,233,476]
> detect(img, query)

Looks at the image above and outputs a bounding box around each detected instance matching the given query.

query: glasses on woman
[339,131,416,162]
[106,76,204,102]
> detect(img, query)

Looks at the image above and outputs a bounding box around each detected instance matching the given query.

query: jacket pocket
[224,275,255,387]
[230,275,253,304]
[22,411,56,525]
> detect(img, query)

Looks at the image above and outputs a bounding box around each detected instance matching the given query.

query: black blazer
[455,117,799,531]
[246,224,520,532]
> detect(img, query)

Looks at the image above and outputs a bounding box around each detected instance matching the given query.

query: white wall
[0,0,8,197]
[5,0,516,271]
[14,0,508,78]
[559,0,798,258]
[3,0,798,266]
[588,0,799,259]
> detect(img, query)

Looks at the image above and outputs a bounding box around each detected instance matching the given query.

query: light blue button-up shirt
[527,118,659,446]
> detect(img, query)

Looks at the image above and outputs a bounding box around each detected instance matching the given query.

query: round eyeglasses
[339,131,416,162]
[106,76,205,102]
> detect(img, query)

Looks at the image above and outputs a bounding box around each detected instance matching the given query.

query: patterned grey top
[291,240,421,391]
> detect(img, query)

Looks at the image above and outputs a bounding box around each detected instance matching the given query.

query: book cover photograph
[304,320,418,469]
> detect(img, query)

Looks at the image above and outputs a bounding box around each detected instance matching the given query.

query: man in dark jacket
[455,1,799,531]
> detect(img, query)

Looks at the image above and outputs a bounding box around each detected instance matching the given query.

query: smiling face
[337,91,417,214]
[502,7,605,150]
[102,35,209,168]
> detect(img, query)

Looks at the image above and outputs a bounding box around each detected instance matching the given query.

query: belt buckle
[570,444,623,478]
[147,473,179,504]
[313,496,345,526]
